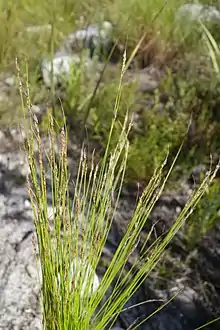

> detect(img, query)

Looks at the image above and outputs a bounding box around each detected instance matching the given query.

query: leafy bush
[64,63,136,141]
[186,178,220,248]
[63,57,220,184]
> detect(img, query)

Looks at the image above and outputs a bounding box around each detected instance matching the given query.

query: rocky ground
[0,127,219,330]
[1,4,220,328]
[0,130,41,329]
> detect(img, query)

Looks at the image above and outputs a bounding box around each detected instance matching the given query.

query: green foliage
[184,23,220,248]
[2,0,220,261]
[64,64,191,183]
[186,178,220,248]
[108,0,186,45]
[64,61,137,145]
[63,56,220,184]
[1,0,217,72]
[127,109,188,181]
[63,54,100,121]
[18,58,219,330]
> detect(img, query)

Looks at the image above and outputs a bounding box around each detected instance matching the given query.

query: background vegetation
[1,0,220,283]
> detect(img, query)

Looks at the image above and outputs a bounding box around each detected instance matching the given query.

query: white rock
[32,104,42,114]
[41,54,92,87]
[0,130,4,140]
[41,21,113,88]
[24,199,31,209]
[29,317,42,330]
[61,21,113,54]
[177,3,220,22]
[57,258,100,298]
[41,53,103,88]
[72,259,100,297]
[5,75,15,87]
[176,206,181,214]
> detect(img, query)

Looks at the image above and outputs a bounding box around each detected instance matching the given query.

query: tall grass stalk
[17,51,219,329]
[201,20,220,78]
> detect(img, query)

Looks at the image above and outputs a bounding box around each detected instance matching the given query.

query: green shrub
[62,55,220,184]
[184,22,220,249]
[127,96,189,182]
[185,178,220,248]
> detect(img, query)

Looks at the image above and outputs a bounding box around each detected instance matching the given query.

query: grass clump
[17,51,220,329]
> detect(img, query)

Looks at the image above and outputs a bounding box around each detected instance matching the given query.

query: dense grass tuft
[17,49,220,328]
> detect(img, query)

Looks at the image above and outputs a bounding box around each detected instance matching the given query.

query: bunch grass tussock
[16,48,220,329]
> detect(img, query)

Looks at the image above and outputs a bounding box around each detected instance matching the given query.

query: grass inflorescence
[17,45,220,328]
